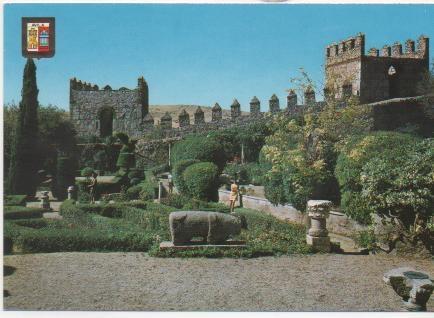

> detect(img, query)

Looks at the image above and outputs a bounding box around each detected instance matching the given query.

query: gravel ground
[3,252,434,311]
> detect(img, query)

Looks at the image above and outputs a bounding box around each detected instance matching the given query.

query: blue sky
[4,4,434,111]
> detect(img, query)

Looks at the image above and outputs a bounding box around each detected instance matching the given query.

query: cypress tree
[8,58,39,196]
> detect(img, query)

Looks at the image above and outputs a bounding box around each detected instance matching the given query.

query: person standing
[229,180,238,213]
[88,171,98,204]
[168,173,174,194]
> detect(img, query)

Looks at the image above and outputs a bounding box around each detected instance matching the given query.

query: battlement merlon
[326,34,429,65]
[70,77,99,91]
[325,33,365,65]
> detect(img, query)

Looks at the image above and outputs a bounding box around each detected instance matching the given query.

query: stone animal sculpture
[169,211,247,245]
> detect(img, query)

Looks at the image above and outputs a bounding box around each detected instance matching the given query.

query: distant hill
[149,105,249,128]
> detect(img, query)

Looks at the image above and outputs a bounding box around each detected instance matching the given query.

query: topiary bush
[172,159,199,195]
[182,162,219,201]
[81,167,95,177]
[171,135,227,171]
[335,131,421,224]
[76,179,91,203]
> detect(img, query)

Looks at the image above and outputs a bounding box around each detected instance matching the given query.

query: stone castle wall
[325,33,429,104]
[70,77,149,138]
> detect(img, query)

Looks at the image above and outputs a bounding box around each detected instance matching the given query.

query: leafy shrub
[126,185,142,200]
[224,162,268,186]
[139,180,157,201]
[76,180,91,203]
[127,169,144,180]
[5,195,27,206]
[150,163,170,176]
[171,135,227,171]
[81,167,95,177]
[360,138,434,227]
[172,159,199,195]
[4,206,45,220]
[160,193,189,209]
[182,162,219,201]
[335,131,421,223]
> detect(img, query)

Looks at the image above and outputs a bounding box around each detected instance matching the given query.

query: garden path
[4,252,434,311]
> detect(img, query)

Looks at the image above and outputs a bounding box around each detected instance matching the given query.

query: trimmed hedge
[171,135,227,171]
[5,195,27,206]
[4,221,155,253]
[4,206,45,220]
[182,162,219,201]
[60,200,148,219]
[172,159,199,196]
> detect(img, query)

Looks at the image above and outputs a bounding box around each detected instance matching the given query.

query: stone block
[306,235,331,252]
[384,267,434,311]
[159,240,246,251]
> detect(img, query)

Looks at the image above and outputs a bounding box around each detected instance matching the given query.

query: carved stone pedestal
[306,200,332,252]
[40,191,51,210]
[67,186,76,200]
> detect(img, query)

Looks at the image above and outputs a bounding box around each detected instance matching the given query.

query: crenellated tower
[325,33,429,103]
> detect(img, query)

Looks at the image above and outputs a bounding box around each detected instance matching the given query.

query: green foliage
[4,206,44,220]
[7,58,39,196]
[81,167,95,177]
[171,135,227,171]
[353,228,377,250]
[159,193,189,209]
[182,162,219,201]
[223,162,268,185]
[126,185,142,200]
[335,131,421,224]
[5,195,27,206]
[76,180,91,203]
[4,220,155,253]
[115,132,137,172]
[360,138,434,227]
[172,159,199,195]
[208,120,271,163]
[138,180,157,201]
[260,87,373,211]
[150,163,170,176]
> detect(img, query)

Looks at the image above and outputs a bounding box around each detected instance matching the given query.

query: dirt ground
[3,252,434,311]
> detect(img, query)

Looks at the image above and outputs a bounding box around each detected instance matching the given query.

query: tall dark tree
[7,58,39,196]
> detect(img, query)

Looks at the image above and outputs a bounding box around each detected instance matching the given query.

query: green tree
[7,59,40,196]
